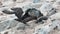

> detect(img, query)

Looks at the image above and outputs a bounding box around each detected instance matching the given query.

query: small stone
[4,32,8,34]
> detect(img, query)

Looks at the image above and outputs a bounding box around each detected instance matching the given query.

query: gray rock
[50,12,60,20]
[40,3,53,16]
[47,8,57,16]
[16,23,26,30]
[33,0,40,3]
[53,0,60,12]
[52,20,60,30]
[34,19,60,34]
[0,20,19,32]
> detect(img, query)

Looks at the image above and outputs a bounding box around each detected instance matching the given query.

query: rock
[50,12,60,20]
[40,3,53,16]
[47,8,57,16]
[4,31,8,34]
[33,0,40,3]
[16,0,25,3]
[0,1,2,7]
[53,0,60,12]
[25,29,34,34]
[45,0,56,4]
[16,23,26,30]
[0,20,18,32]
[2,0,15,7]
[22,3,42,11]
[52,20,60,30]
[33,19,60,34]
[0,14,17,22]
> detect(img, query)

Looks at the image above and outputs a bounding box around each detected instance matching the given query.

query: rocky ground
[0,0,60,34]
